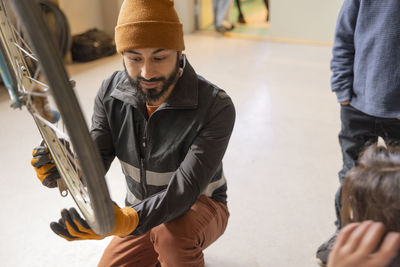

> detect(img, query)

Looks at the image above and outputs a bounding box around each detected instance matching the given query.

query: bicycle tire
[5,0,114,235]
[38,0,71,57]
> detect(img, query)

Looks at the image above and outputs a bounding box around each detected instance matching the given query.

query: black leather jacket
[90,56,235,235]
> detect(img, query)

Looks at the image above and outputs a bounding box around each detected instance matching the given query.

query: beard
[124,54,180,104]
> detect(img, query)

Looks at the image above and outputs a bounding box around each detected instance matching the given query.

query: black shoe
[238,14,246,24]
[225,24,235,31]
[316,231,339,267]
[215,25,226,34]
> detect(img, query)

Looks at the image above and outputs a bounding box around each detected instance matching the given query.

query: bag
[71,28,116,62]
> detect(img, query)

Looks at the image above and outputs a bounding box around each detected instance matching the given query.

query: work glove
[31,145,60,188]
[50,204,139,241]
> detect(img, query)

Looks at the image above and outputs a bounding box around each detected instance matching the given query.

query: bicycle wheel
[0,0,114,235]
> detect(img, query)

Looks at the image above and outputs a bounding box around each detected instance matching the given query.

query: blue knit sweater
[331,0,400,118]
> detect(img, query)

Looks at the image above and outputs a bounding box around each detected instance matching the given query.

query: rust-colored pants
[98,195,229,267]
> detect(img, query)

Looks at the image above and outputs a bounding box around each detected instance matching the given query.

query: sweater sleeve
[330,0,360,103]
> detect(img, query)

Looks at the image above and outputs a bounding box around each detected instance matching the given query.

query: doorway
[197,0,270,38]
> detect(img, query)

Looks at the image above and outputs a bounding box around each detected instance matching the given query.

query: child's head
[341,144,400,232]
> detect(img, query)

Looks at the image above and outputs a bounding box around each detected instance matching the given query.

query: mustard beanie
[115,0,185,53]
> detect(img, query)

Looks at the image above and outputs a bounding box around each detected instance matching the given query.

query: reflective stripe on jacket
[90,56,235,235]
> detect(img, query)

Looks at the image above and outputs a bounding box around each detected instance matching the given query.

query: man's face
[123,48,180,104]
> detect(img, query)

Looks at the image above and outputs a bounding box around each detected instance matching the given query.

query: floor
[0,32,341,266]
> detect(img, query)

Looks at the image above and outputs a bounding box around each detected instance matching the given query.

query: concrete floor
[0,33,341,267]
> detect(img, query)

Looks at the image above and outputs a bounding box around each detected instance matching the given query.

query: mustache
[136,76,166,83]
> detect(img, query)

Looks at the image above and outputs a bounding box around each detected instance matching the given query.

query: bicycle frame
[0,48,20,108]
[0,0,24,109]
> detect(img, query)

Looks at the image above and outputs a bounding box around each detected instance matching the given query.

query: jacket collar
[111,54,198,110]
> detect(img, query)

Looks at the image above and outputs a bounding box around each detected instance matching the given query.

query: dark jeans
[335,104,400,228]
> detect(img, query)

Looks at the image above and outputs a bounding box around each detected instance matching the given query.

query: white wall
[99,0,122,37]
[175,0,196,33]
[58,0,195,37]
[269,0,343,44]
[58,0,103,35]
[199,0,213,29]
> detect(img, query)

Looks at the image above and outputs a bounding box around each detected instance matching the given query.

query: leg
[213,0,232,27]
[235,0,246,23]
[316,105,378,265]
[335,105,377,228]
[98,232,159,267]
[263,0,269,10]
[379,117,400,146]
[150,195,229,267]
[263,0,269,21]
[223,0,234,25]
[235,0,242,15]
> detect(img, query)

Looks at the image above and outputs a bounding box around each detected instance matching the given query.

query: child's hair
[341,144,400,232]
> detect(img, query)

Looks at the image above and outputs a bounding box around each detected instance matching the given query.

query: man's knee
[151,222,199,252]
[150,223,205,267]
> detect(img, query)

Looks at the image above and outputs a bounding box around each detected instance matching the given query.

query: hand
[32,85,60,123]
[340,100,350,106]
[31,145,60,188]
[50,204,139,241]
[328,221,400,267]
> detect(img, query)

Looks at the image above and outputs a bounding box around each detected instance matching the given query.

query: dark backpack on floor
[71,28,116,62]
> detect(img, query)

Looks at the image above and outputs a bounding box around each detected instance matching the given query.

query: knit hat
[115,0,185,53]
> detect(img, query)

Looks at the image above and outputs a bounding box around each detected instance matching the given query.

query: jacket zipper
[140,157,147,198]
[138,114,148,198]
[135,109,148,200]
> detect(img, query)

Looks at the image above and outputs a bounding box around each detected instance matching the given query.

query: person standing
[213,0,235,33]
[316,0,400,265]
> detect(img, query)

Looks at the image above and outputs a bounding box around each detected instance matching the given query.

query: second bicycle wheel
[4,0,114,235]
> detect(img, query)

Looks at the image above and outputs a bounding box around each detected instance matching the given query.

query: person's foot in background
[223,20,235,31]
[316,231,339,266]
[238,13,246,24]
[215,22,235,34]
[215,25,226,34]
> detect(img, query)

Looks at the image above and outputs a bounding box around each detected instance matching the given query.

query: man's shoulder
[195,75,235,124]
[97,71,127,98]
[102,70,126,91]
[197,75,233,104]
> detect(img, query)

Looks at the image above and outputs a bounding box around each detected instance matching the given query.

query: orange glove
[31,145,60,188]
[50,204,139,241]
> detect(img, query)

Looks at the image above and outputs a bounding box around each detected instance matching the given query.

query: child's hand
[328,221,400,267]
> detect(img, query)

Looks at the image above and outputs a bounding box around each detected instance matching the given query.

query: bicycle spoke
[26,76,49,91]
[25,90,47,97]
[33,112,70,141]
[9,14,34,56]
[60,124,83,179]
[13,41,37,61]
